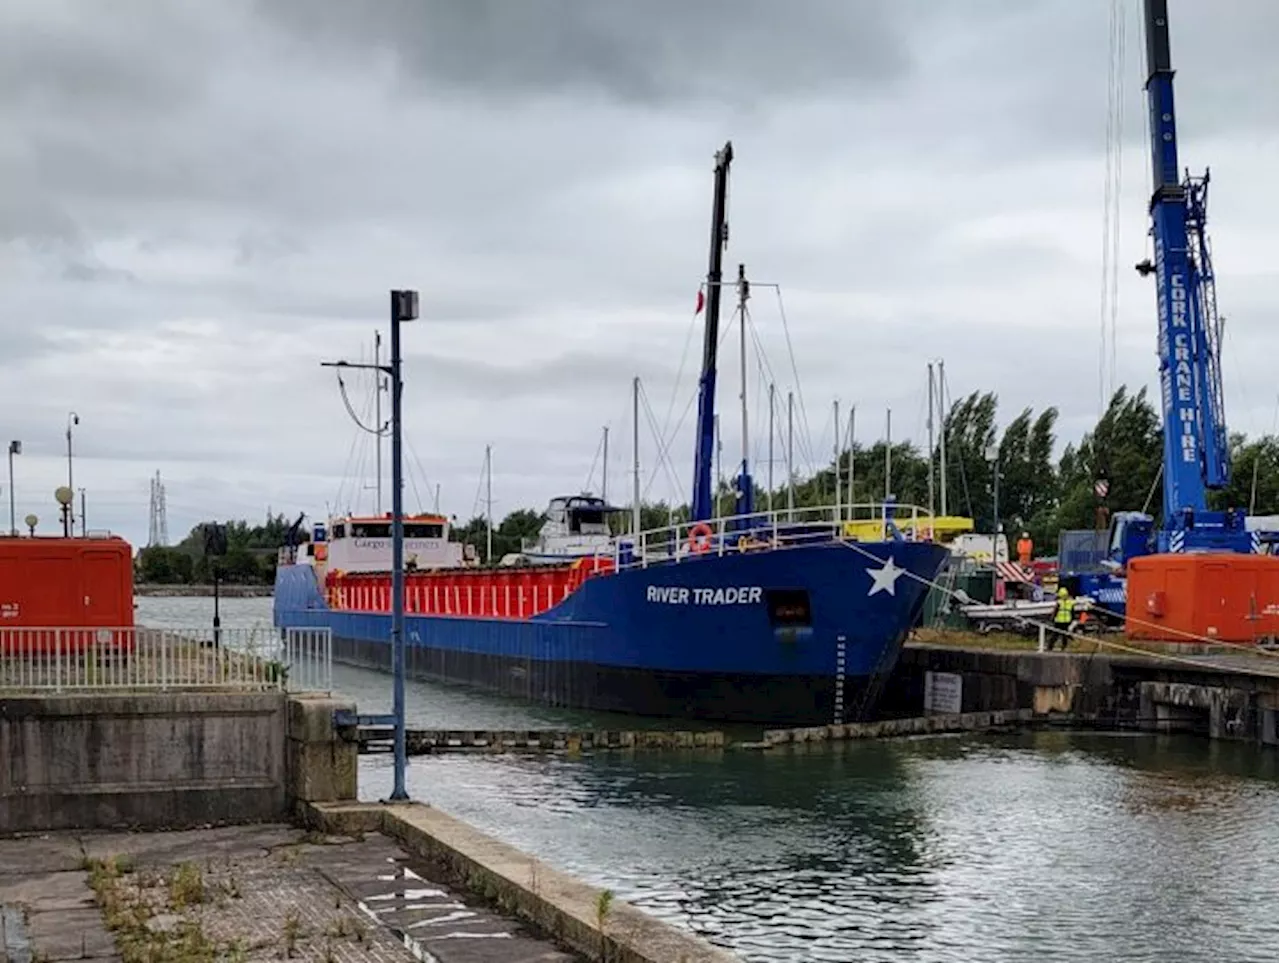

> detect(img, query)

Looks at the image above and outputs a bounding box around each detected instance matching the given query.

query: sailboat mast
[786,390,795,515]
[485,444,493,565]
[885,408,892,502]
[926,363,936,518]
[767,383,775,512]
[690,142,734,523]
[846,406,855,513]
[714,415,722,518]
[734,263,754,519]
[938,359,949,516]
[601,425,609,502]
[632,376,641,536]
[833,399,840,521]
[374,330,383,516]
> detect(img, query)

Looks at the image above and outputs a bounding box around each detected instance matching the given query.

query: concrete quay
[0,691,740,962]
[0,824,584,962]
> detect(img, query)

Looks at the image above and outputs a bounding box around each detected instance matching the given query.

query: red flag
[694,289,705,314]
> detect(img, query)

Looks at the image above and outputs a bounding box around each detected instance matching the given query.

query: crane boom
[1137,0,1244,552]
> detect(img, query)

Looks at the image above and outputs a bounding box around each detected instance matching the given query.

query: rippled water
[140,598,1280,962]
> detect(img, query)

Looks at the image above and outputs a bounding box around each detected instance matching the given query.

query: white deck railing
[611,501,936,571]
[0,626,332,694]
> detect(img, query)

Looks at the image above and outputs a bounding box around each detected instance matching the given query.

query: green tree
[1209,433,1279,515]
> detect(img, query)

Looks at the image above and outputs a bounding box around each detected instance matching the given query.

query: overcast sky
[2,0,1276,548]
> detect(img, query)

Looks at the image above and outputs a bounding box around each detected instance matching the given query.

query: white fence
[0,626,332,694]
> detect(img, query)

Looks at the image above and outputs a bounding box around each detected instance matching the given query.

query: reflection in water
[140,601,1277,962]
[363,733,1277,963]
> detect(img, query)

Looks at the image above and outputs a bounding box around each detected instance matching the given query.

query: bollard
[1038,624,1047,653]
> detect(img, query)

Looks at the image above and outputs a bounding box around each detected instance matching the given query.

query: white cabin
[517,495,624,565]
[285,512,466,575]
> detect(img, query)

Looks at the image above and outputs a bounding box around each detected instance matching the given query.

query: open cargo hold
[0,536,135,653]
[1125,553,1278,643]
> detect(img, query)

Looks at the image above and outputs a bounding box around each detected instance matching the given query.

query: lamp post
[322,289,417,802]
[66,413,79,537]
[7,441,20,536]
[985,441,1000,602]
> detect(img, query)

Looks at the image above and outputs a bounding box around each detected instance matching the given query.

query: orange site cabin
[0,536,135,630]
[1125,553,1279,644]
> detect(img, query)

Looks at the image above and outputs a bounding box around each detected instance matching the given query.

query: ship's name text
[645,586,763,605]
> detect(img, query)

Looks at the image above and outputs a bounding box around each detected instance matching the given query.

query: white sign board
[923,671,963,715]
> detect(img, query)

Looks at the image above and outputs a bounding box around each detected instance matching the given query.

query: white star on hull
[867,556,905,596]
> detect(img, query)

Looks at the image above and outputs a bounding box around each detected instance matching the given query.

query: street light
[66,412,80,537]
[985,440,1000,602]
[321,289,417,803]
[7,441,20,537]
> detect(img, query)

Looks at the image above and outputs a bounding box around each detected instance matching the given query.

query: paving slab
[0,825,582,963]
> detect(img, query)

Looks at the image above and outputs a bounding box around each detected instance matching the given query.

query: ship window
[765,589,811,627]
[333,524,346,539]
[352,523,390,538]
[570,509,606,531]
[405,523,444,539]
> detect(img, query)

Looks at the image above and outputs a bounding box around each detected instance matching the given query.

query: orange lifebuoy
[688,522,714,554]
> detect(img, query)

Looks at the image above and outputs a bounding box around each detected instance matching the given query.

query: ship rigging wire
[1098,0,1127,417]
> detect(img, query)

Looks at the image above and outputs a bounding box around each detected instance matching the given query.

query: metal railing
[0,626,332,694]
[611,501,935,571]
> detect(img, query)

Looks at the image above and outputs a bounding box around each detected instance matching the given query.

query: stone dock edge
[304,799,741,963]
[755,708,1036,747]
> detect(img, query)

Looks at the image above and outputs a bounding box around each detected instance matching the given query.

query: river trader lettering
[645,586,764,605]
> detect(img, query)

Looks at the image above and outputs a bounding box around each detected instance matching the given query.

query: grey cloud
[256,0,914,106]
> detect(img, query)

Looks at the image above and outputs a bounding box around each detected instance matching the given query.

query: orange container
[0,536,135,654]
[1125,552,1279,643]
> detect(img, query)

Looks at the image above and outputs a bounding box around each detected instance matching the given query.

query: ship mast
[733,263,754,519]
[690,142,733,523]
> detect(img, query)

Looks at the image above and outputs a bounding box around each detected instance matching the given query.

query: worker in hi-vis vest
[1016,531,1033,567]
[1050,586,1073,651]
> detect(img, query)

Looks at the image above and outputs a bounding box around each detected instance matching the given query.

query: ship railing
[611,501,936,571]
[0,626,332,694]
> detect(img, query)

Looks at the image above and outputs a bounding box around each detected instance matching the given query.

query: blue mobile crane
[1059,0,1257,615]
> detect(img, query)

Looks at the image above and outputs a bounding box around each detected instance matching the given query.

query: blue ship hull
[274,540,948,724]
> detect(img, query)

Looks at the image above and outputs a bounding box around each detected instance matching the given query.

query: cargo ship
[273,142,950,724]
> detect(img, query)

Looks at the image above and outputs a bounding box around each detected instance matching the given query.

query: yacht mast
[485,444,493,564]
[374,330,383,515]
[601,425,609,502]
[767,383,775,512]
[632,376,641,536]
[786,390,795,516]
[926,363,936,517]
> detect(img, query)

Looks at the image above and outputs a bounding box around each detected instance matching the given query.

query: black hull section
[333,635,883,727]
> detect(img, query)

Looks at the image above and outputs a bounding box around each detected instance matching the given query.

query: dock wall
[0,692,356,834]
[885,643,1278,745]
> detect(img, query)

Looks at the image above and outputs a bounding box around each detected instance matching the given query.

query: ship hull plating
[274,540,947,725]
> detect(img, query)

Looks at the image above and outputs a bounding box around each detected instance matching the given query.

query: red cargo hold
[0,537,135,652]
[1125,552,1279,643]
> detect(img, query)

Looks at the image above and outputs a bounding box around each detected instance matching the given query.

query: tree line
[136,387,1278,579]
[456,386,1278,562]
[135,514,306,585]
